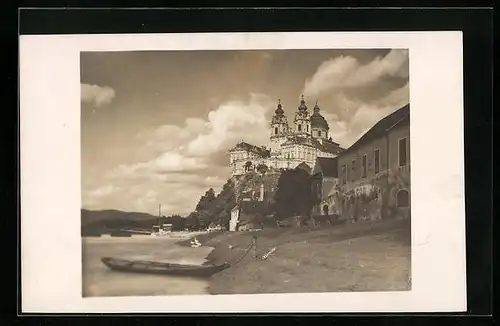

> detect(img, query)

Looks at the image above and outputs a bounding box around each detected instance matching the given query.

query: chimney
[259,183,264,201]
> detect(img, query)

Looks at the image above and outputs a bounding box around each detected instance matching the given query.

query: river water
[82,234,214,297]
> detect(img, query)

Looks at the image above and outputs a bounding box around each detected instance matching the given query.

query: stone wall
[333,164,410,223]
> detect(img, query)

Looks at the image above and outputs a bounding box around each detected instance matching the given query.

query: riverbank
[183,218,411,295]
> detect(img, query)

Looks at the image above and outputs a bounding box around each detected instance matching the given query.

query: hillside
[233,171,281,203]
[81,209,159,235]
[186,171,281,230]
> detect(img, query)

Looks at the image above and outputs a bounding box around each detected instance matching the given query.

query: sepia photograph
[20,30,466,313]
[81,48,411,297]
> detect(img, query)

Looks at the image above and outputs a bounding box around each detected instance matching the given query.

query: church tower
[310,101,329,141]
[269,99,289,152]
[293,95,311,137]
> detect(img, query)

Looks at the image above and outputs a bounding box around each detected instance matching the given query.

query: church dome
[310,101,329,129]
[298,94,308,111]
[275,99,284,115]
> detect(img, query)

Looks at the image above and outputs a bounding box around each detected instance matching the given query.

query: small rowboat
[101,257,230,278]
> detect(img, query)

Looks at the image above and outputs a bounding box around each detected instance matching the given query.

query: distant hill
[81,209,160,235]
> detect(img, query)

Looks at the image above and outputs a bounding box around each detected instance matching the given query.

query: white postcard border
[20,31,466,313]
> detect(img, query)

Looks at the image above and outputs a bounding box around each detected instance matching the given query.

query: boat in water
[150,204,173,236]
[101,257,230,277]
[150,227,170,237]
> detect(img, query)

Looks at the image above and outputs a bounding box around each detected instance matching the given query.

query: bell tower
[269,98,289,153]
[293,95,311,137]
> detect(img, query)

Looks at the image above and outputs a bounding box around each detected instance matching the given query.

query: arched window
[298,124,302,132]
[397,189,409,207]
[274,127,278,135]
[323,205,329,215]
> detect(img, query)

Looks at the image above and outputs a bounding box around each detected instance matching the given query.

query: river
[82,234,214,297]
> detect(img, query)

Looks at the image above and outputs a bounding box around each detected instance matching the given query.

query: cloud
[83,171,227,215]
[186,93,273,157]
[108,152,208,180]
[302,49,409,97]
[323,82,409,147]
[301,50,409,148]
[83,184,123,208]
[135,94,272,159]
[87,184,121,198]
[85,94,273,215]
[81,83,116,107]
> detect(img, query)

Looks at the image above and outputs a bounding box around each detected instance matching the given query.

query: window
[307,125,309,132]
[362,154,367,178]
[397,189,409,207]
[351,159,356,181]
[374,149,380,174]
[318,130,322,137]
[298,124,302,132]
[399,138,407,167]
[341,165,346,184]
[274,127,278,135]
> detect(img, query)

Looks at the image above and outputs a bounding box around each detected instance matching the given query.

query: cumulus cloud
[83,184,123,208]
[108,152,208,180]
[323,81,409,147]
[301,49,409,148]
[135,94,272,159]
[81,83,116,107]
[85,94,274,214]
[186,93,273,157]
[302,49,409,97]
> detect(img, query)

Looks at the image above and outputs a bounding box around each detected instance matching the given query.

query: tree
[273,168,313,219]
[185,212,200,231]
[256,163,269,175]
[187,179,237,230]
[165,215,185,231]
[244,161,253,172]
[195,188,216,212]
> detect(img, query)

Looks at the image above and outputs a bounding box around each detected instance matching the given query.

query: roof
[229,141,271,157]
[282,136,344,154]
[314,157,339,178]
[322,139,344,154]
[345,104,410,153]
[311,103,329,129]
[310,112,329,129]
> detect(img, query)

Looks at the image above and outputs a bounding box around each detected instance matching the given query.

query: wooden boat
[101,257,230,277]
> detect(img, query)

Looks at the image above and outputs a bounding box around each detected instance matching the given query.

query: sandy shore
[182,219,411,295]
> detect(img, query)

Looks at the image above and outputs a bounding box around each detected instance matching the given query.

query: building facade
[310,157,340,217]
[229,96,344,176]
[310,104,410,222]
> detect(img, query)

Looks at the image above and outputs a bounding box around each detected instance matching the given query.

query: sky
[81,49,409,215]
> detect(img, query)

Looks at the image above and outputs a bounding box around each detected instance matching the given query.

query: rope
[227,240,255,266]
